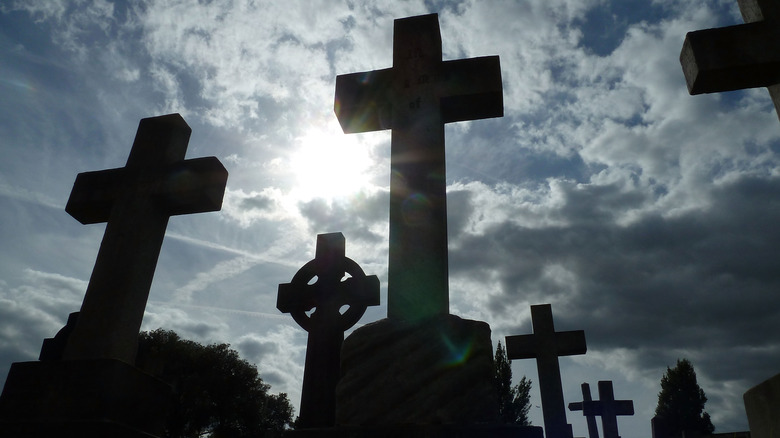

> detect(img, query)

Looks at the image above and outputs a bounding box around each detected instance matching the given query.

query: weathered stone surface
[0,359,172,438]
[335,314,498,426]
[743,371,780,438]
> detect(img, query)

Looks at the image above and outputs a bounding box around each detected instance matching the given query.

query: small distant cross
[570,381,634,438]
[62,114,228,364]
[277,232,380,428]
[334,13,503,321]
[505,304,587,438]
[569,383,600,438]
[681,0,780,120]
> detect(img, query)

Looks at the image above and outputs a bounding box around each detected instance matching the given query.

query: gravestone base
[0,358,172,438]
[335,314,499,426]
[271,424,543,437]
[743,371,780,438]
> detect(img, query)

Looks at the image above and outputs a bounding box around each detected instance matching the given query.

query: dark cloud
[298,190,389,244]
[450,173,780,402]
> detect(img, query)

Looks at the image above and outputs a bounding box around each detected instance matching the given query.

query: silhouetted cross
[569,383,600,438]
[681,0,780,120]
[570,381,634,438]
[334,13,503,321]
[506,304,587,438]
[62,114,228,364]
[277,232,379,428]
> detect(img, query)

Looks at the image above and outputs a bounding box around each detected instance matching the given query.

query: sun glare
[289,126,375,202]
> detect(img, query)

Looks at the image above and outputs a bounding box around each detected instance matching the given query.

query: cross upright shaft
[335,14,503,321]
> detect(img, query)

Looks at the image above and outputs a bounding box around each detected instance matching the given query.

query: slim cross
[62,114,228,364]
[277,233,380,428]
[569,383,600,438]
[571,381,634,438]
[334,13,503,321]
[505,304,587,438]
[681,0,780,120]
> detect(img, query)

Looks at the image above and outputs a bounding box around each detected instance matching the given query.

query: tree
[137,329,294,437]
[494,340,532,426]
[655,358,715,437]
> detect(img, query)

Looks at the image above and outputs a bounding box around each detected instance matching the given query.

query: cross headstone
[62,113,228,364]
[334,13,503,321]
[277,232,380,428]
[569,383,600,438]
[505,304,587,438]
[681,0,780,120]
[570,381,634,438]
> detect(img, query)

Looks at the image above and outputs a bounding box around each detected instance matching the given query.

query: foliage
[493,341,532,426]
[137,329,294,438]
[655,358,715,437]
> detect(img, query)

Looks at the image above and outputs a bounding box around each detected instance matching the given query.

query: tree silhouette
[494,340,532,425]
[137,329,293,437]
[655,358,715,437]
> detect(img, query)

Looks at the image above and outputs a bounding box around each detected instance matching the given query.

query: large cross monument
[335,13,503,322]
[330,15,542,436]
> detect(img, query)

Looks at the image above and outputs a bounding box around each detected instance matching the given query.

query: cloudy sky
[2,0,779,436]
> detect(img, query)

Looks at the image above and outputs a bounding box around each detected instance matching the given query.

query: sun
[289,124,375,202]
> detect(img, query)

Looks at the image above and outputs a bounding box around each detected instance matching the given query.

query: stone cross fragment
[570,381,634,438]
[277,232,380,428]
[62,113,228,364]
[505,304,587,438]
[681,0,780,120]
[334,13,503,322]
[569,383,600,438]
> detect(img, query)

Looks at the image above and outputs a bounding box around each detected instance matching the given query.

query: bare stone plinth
[0,359,172,438]
[335,314,498,426]
[743,372,780,438]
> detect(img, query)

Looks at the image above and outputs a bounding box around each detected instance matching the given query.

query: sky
[1,0,778,436]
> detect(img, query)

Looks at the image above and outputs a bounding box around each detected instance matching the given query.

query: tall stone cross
[62,114,228,364]
[570,381,634,438]
[334,13,503,321]
[277,232,380,428]
[505,304,587,438]
[568,383,600,438]
[681,0,780,121]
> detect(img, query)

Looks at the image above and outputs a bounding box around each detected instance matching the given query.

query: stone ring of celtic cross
[287,257,374,332]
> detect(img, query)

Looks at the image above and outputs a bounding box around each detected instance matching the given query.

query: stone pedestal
[336,314,498,425]
[744,372,780,438]
[0,359,172,438]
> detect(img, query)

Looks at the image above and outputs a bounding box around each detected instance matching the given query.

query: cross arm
[66,157,227,224]
[581,400,635,416]
[160,156,228,216]
[440,56,503,123]
[334,68,393,133]
[555,330,587,356]
[568,401,584,412]
[66,167,126,225]
[681,22,780,94]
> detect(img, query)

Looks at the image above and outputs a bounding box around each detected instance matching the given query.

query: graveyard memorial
[568,383,601,438]
[334,12,502,322]
[276,232,380,428]
[681,0,780,119]
[505,304,588,438]
[5,2,780,437]
[569,381,635,438]
[0,114,228,438]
